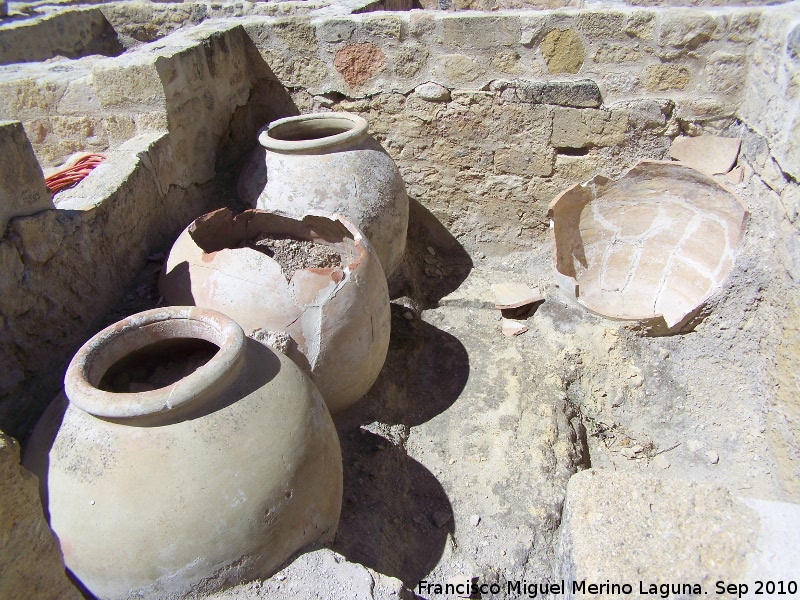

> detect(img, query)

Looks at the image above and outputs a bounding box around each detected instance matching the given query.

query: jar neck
[258,112,369,155]
[65,307,246,426]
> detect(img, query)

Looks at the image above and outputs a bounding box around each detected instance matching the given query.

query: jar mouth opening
[187,209,367,275]
[258,113,368,153]
[65,307,245,419]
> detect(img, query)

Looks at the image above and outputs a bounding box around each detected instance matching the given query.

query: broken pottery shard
[725,165,744,184]
[491,282,544,309]
[669,135,742,175]
[501,318,528,337]
[547,161,747,335]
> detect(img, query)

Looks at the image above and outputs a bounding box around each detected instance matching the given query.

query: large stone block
[0,432,80,599]
[442,15,520,49]
[0,121,52,236]
[556,470,800,596]
[540,28,585,74]
[706,51,747,97]
[645,63,691,91]
[436,53,480,84]
[551,107,627,148]
[498,79,602,108]
[657,11,720,49]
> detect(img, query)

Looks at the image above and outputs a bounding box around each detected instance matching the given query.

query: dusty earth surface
[244,235,343,280]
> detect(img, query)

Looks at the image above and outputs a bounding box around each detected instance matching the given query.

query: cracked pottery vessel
[238,112,409,277]
[23,306,342,599]
[158,208,391,413]
[548,161,748,335]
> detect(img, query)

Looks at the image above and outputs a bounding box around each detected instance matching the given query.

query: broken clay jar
[158,208,391,414]
[548,160,747,335]
[23,306,342,600]
[239,112,409,277]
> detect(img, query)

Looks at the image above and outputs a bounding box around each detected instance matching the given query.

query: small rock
[427,246,436,256]
[424,266,437,277]
[621,447,638,459]
[706,450,720,465]
[653,455,670,469]
[629,444,644,454]
[403,311,414,320]
[520,29,536,47]
[415,82,451,102]
[477,252,486,259]
[658,348,670,360]
[470,514,481,527]
[501,318,528,337]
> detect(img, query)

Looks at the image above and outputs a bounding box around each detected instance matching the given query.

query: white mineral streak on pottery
[243,112,409,277]
[23,306,342,599]
[158,209,391,413]
[548,161,748,335]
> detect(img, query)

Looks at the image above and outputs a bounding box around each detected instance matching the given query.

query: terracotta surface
[491,282,543,309]
[244,112,409,277]
[669,135,742,175]
[548,161,747,334]
[23,306,342,599]
[159,209,391,413]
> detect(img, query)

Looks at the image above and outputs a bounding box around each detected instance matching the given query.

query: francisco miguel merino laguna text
[416,578,707,598]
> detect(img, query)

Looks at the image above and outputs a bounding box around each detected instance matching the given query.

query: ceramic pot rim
[257,112,369,153]
[64,306,245,419]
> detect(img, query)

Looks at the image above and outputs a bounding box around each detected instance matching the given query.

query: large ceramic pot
[239,112,409,277]
[23,306,342,599]
[158,208,390,414]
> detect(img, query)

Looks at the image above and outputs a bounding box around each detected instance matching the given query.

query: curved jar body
[244,112,409,278]
[23,307,342,599]
[159,209,391,414]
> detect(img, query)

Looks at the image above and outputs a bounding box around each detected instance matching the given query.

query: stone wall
[243,7,758,253]
[0,8,122,66]
[737,5,800,499]
[0,22,294,439]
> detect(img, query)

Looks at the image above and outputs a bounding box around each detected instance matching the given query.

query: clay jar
[159,209,391,414]
[23,306,342,599]
[240,112,409,277]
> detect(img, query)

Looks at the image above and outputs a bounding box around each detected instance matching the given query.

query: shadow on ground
[332,429,454,587]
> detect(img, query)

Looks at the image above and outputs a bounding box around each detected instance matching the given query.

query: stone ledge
[555,469,800,598]
[0,120,52,236]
